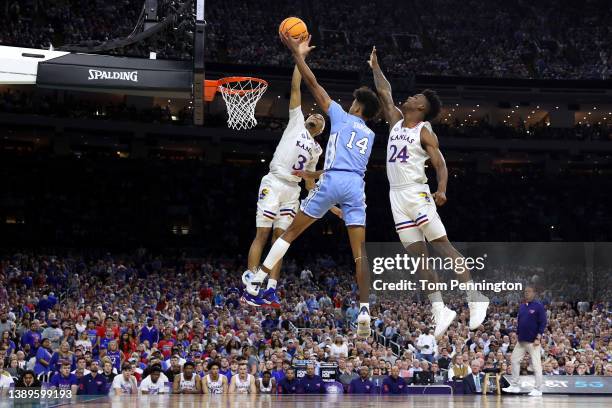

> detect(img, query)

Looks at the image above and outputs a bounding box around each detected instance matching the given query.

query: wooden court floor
[6,394,608,408]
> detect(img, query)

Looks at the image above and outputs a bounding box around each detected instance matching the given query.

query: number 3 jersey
[386,120,432,188]
[269,106,322,183]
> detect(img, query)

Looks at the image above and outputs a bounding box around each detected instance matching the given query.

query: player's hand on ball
[280,32,315,57]
[433,191,447,206]
[368,46,378,68]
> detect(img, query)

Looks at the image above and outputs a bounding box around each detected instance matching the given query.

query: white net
[218,78,268,130]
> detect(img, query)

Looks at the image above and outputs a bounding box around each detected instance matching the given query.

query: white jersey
[205,374,225,394]
[258,377,273,394]
[386,120,432,188]
[177,373,196,391]
[234,374,252,394]
[269,106,323,183]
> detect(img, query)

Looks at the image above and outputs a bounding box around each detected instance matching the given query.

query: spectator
[416,328,436,363]
[0,359,14,396]
[330,335,349,358]
[449,355,471,381]
[139,365,169,395]
[77,360,107,395]
[348,366,376,394]
[15,370,41,389]
[382,365,407,394]
[49,362,78,394]
[277,367,299,394]
[463,360,485,394]
[111,363,138,395]
[297,363,324,394]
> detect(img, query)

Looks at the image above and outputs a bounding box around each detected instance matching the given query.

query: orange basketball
[278,17,308,41]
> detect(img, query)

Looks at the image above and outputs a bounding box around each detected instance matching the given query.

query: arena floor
[20,394,609,408]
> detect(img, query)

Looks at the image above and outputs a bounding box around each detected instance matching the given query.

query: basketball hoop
[205,76,268,130]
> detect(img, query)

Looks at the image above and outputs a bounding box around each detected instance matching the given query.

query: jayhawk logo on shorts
[419,192,431,203]
[259,188,269,200]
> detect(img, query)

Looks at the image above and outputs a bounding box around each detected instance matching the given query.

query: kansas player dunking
[369,46,489,337]
[244,33,380,337]
[244,65,339,308]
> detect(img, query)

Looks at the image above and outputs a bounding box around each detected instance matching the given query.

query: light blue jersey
[323,101,375,177]
[301,101,375,226]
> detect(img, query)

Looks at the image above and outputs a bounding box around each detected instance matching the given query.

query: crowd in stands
[1,0,610,80]
[0,250,610,396]
[1,157,612,252]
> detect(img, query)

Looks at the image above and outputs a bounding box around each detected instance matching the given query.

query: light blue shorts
[300,170,366,226]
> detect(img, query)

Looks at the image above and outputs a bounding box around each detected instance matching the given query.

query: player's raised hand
[433,191,447,206]
[280,32,315,58]
[368,46,379,69]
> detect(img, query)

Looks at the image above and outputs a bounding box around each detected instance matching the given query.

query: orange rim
[217,76,268,95]
[203,77,267,101]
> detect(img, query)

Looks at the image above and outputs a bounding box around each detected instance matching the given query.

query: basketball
[278,16,308,41]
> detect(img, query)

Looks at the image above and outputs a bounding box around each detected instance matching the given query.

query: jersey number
[388,145,409,163]
[292,154,308,170]
[346,131,369,155]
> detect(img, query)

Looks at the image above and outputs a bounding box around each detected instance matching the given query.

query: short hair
[207,361,220,370]
[422,89,442,122]
[353,86,381,120]
[150,366,162,373]
[183,361,195,369]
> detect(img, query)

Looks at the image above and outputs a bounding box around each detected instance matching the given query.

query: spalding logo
[88,69,138,82]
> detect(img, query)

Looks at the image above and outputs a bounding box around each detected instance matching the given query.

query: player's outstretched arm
[289,65,302,110]
[368,46,403,126]
[280,33,332,112]
[421,127,448,206]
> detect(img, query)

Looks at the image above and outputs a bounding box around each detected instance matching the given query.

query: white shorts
[390,184,447,245]
[256,173,300,230]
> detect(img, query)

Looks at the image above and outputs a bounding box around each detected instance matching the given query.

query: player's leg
[260,189,300,307]
[429,234,489,330]
[342,176,371,338]
[247,227,272,272]
[260,227,285,308]
[245,178,335,297]
[392,189,456,337]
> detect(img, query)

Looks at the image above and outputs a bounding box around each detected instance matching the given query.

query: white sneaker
[502,385,521,393]
[432,305,456,338]
[528,389,542,397]
[244,268,267,296]
[356,306,371,338]
[468,295,489,330]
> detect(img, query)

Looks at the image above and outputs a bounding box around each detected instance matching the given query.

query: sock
[465,280,480,301]
[267,279,277,290]
[262,238,291,271]
[428,291,444,308]
[360,303,370,313]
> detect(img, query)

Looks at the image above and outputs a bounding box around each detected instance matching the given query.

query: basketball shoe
[468,293,490,330]
[262,288,281,309]
[243,268,267,296]
[432,303,456,338]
